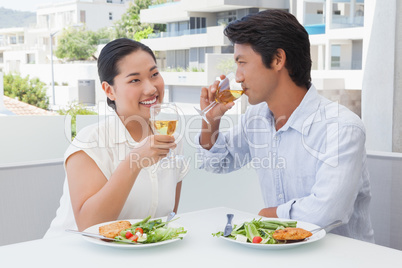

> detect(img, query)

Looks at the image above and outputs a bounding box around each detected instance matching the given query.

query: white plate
[82,218,186,249]
[220,218,326,250]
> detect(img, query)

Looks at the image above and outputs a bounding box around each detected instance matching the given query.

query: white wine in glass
[150,103,179,159]
[152,120,178,136]
[194,73,243,124]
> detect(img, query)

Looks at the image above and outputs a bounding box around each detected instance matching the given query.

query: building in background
[0,0,128,72]
[0,0,129,108]
[1,0,401,151]
[303,0,365,116]
[140,0,289,112]
[140,0,365,116]
[0,0,367,114]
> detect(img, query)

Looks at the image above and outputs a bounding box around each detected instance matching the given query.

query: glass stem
[167,148,175,160]
[202,101,218,114]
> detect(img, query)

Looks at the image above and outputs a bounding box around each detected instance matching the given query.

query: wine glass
[194,73,243,124]
[150,103,179,159]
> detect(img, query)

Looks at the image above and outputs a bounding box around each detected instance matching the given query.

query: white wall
[362,0,396,152]
[143,26,229,51]
[20,62,105,105]
[0,116,71,165]
[36,1,128,31]
[77,2,128,31]
[367,151,402,250]
[0,161,65,246]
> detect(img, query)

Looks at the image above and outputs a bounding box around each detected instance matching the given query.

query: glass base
[194,106,211,125]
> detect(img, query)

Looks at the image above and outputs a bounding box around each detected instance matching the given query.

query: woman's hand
[129,135,176,168]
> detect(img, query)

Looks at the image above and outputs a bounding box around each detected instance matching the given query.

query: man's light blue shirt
[196,85,374,242]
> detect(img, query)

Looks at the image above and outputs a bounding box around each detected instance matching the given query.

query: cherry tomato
[125,231,133,239]
[252,236,262,244]
[135,227,144,234]
[129,235,139,242]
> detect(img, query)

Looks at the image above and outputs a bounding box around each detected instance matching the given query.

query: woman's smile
[139,95,159,107]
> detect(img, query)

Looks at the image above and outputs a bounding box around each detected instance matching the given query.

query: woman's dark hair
[224,9,312,89]
[97,38,156,110]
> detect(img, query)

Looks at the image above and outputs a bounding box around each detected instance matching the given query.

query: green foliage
[95,27,116,45]
[113,0,166,41]
[55,27,98,61]
[58,102,98,139]
[3,73,49,109]
[134,27,154,41]
[55,0,167,60]
[55,26,116,61]
[217,58,237,74]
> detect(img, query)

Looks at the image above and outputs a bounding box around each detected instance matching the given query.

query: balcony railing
[148,28,207,39]
[331,15,364,29]
[149,1,180,9]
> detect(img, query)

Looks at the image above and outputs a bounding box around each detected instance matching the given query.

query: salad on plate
[80,215,187,248]
[108,216,187,244]
[212,218,298,244]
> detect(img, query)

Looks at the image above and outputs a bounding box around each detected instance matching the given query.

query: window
[80,10,86,23]
[217,11,237,26]
[26,53,35,64]
[107,0,113,3]
[18,36,24,44]
[331,45,341,68]
[109,12,113,20]
[190,17,206,30]
[10,36,16,44]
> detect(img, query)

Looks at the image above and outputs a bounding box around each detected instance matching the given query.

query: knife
[223,214,234,237]
[65,229,139,245]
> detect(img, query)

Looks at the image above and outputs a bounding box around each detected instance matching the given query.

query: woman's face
[104,49,164,120]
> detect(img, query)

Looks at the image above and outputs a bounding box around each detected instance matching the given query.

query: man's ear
[272,48,286,70]
[102,81,115,101]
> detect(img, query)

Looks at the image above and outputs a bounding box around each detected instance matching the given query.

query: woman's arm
[67,135,176,231]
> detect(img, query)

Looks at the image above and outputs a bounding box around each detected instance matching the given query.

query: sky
[0,0,67,12]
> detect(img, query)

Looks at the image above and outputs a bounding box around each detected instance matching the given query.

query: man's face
[234,43,279,105]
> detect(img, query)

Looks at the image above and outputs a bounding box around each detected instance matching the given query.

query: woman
[45,38,188,237]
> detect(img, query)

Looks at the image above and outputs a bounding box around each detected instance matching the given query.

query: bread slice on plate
[99,220,131,238]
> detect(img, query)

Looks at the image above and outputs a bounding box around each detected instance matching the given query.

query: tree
[217,57,237,75]
[55,26,115,61]
[3,73,49,109]
[56,27,97,61]
[113,0,166,41]
[55,1,166,60]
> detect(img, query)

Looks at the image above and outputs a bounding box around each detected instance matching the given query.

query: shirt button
[278,194,283,199]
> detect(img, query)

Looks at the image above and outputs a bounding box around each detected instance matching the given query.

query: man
[196,9,374,242]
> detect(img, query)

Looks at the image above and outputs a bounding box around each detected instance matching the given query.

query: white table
[1,207,401,267]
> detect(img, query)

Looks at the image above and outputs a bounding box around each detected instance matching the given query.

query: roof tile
[2,96,57,116]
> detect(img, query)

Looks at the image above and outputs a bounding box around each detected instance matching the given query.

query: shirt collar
[107,110,137,145]
[275,84,322,135]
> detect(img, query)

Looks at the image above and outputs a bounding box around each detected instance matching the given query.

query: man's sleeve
[194,115,252,174]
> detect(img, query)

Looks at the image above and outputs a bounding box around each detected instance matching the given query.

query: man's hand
[258,207,278,218]
[199,74,234,150]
